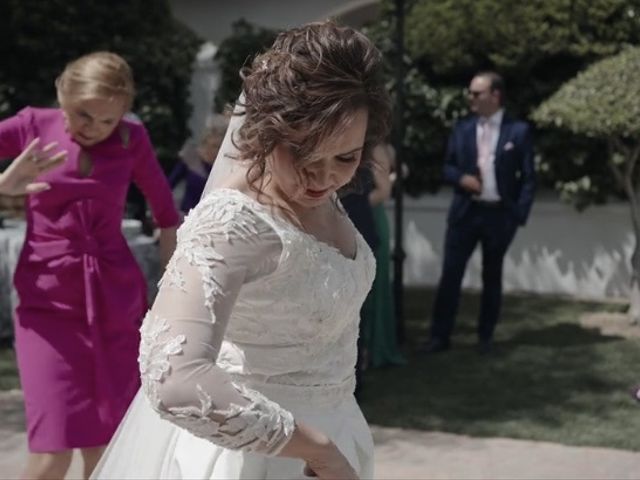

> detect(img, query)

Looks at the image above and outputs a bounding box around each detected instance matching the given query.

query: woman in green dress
[362,143,406,368]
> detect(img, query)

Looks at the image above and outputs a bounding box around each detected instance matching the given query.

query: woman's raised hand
[0,138,67,196]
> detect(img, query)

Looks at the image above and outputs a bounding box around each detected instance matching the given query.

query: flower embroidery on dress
[139,189,374,457]
[158,254,186,291]
[167,195,265,315]
[138,312,186,407]
[153,380,294,455]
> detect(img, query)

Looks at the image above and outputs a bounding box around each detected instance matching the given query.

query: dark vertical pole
[392,0,406,343]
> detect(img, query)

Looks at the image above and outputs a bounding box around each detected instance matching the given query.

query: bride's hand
[303,441,359,480]
[0,138,67,196]
[278,421,359,480]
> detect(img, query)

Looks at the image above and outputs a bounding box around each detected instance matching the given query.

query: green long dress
[362,204,407,368]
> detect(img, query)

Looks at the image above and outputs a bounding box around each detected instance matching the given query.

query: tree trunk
[610,139,640,323]
[621,143,640,323]
[630,226,640,324]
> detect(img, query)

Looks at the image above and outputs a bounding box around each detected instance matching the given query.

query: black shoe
[419,337,450,354]
[476,339,493,355]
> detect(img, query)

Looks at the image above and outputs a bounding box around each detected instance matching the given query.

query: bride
[93,20,391,480]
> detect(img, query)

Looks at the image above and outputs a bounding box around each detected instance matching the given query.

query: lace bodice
[139,188,375,455]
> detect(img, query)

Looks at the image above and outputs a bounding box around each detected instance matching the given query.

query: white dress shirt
[476,109,503,201]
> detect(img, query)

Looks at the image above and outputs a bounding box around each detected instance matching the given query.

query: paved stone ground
[2,390,639,479]
[372,427,640,479]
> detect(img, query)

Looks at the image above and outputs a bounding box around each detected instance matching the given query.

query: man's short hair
[476,71,505,104]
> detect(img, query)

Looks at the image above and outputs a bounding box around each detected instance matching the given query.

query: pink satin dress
[0,107,180,452]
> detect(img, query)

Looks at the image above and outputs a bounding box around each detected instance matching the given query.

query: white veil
[93,98,253,479]
[201,95,249,196]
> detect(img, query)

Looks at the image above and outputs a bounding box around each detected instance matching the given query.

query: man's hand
[459,174,482,194]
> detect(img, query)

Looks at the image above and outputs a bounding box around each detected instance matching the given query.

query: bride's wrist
[278,420,333,461]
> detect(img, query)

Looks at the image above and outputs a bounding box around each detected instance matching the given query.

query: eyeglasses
[467,89,489,98]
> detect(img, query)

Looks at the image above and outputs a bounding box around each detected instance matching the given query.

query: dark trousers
[431,202,518,343]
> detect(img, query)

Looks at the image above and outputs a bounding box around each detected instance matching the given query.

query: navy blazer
[443,114,536,226]
[341,169,378,251]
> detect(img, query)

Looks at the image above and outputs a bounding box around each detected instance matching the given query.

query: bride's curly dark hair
[233,20,392,194]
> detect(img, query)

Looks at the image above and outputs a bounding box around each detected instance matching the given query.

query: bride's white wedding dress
[92,188,376,479]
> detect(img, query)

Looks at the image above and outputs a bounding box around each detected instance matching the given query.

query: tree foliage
[407,0,639,112]
[213,19,278,113]
[0,0,202,171]
[532,47,640,139]
[410,0,639,63]
[363,11,469,195]
[532,46,640,209]
[367,0,640,201]
[532,46,640,320]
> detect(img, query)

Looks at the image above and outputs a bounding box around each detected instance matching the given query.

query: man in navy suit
[422,71,536,354]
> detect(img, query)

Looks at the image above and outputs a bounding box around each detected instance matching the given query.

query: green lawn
[1,289,639,450]
[360,288,640,451]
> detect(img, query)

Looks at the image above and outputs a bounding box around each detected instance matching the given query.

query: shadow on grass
[360,288,640,451]
[508,322,620,347]
[0,347,19,391]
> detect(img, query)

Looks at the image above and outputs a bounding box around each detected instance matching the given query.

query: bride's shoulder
[197,187,261,211]
[174,190,284,275]
[182,188,277,241]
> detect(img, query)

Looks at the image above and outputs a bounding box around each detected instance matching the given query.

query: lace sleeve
[139,192,295,455]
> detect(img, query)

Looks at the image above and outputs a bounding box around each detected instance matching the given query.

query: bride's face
[269,108,368,210]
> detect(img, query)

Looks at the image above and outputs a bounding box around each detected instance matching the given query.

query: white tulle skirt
[91,388,374,479]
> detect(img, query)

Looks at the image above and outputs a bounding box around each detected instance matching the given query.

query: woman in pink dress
[0,52,180,479]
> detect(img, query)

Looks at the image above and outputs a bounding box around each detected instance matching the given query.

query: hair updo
[234,21,391,191]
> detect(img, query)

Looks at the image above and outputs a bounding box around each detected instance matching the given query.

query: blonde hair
[56,52,135,110]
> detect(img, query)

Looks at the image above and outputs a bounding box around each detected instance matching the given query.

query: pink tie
[477,118,492,168]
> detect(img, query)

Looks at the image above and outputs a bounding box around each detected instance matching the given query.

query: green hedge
[0,0,202,172]
[213,19,278,112]
[366,0,640,204]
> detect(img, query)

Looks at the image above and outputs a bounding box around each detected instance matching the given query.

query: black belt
[473,199,503,208]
